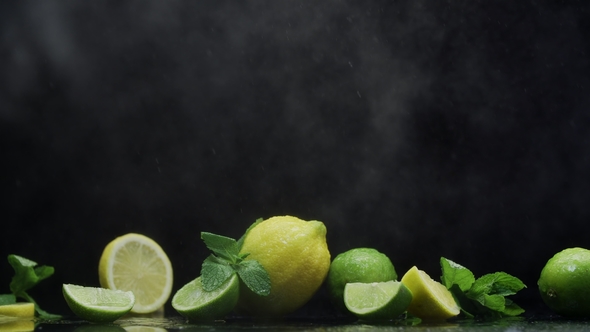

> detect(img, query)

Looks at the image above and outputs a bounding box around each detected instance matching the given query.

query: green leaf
[201,232,239,262]
[0,294,16,305]
[235,260,271,296]
[200,255,235,292]
[8,255,42,295]
[440,257,475,292]
[502,298,525,316]
[467,272,525,299]
[236,218,264,250]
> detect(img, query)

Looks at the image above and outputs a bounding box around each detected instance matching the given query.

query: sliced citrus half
[344,281,413,321]
[62,284,135,323]
[401,266,460,321]
[172,274,239,321]
[99,233,173,313]
[0,303,35,318]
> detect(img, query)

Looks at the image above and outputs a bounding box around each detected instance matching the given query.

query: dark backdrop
[1,0,589,318]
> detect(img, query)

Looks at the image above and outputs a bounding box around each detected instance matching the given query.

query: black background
[1,0,589,318]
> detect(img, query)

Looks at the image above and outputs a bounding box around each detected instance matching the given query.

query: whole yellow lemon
[236,215,331,317]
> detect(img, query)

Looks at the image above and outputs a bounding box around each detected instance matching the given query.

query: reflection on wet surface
[3,315,590,332]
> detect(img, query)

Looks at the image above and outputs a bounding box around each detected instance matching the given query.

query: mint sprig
[440,257,526,319]
[1,254,62,320]
[200,219,271,296]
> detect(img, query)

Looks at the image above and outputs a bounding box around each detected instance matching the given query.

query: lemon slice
[63,284,135,323]
[401,266,460,321]
[99,233,173,313]
[0,303,35,318]
[0,317,35,332]
[172,274,239,321]
[344,281,413,321]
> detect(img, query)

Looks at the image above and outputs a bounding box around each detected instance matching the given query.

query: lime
[236,216,331,317]
[99,233,173,314]
[344,281,413,321]
[0,303,35,318]
[172,274,239,321]
[538,247,590,317]
[62,284,135,323]
[400,266,460,321]
[327,248,397,311]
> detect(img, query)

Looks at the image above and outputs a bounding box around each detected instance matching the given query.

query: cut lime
[172,274,239,321]
[327,248,397,311]
[344,281,413,321]
[62,284,135,323]
[0,303,35,318]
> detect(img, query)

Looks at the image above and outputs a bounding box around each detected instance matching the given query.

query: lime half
[344,281,413,321]
[172,274,239,321]
[62,284,135,323]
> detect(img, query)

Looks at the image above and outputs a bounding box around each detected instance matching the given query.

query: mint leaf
[440,257,475,292]
[237,218,263,250]
[201,255,235,292]
[235,260,271,296]
[201,232,239,262]
[5,254,61,320]
[199,221,271,297]
[0,294,16,305]
[440,258,526,319]
[502,298,525,316]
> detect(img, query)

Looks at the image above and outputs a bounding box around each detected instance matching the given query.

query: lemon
[62,284,135,323]
[327,248,397,311]
[0,317,35,332]
[0,303,34,318]
[538,247,590,317]
[236,215,331,317]
[344,281,412,321]
[99,233,173,314]
[401,266,460,321]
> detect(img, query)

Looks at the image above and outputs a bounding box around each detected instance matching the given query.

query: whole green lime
[538,247,590,317]
[327,248,397,311]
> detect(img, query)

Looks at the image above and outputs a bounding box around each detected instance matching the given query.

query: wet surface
[4,315,590,332]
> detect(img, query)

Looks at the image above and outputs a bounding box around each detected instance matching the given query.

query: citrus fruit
[344,281,413,321]
[236,215,331,317]
[172,274,239,321]
[0,317,35,332]
[62,284,135,323]
[401,266,460,321]
[327,248,397,310]
[99,233,173,314]
[538,247,590,317]
[0,303,35,318]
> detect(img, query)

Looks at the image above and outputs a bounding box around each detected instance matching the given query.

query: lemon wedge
[401,266,460,321]
[99,233,173,314]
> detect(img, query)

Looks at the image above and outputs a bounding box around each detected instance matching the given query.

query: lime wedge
[172,274,239,321]
[0,303,35,318]
[344,280,413,321]
[62,284,135,323]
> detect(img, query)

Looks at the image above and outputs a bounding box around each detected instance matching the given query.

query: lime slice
[344,281,413,321]
[99,233,173,314]
[0,303,35,318]
[172,274,239,321]
[401,266,460,321]
[62,284,135,323]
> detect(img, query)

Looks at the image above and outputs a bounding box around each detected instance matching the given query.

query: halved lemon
[99,233,173,313]
[401,266,460,321]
